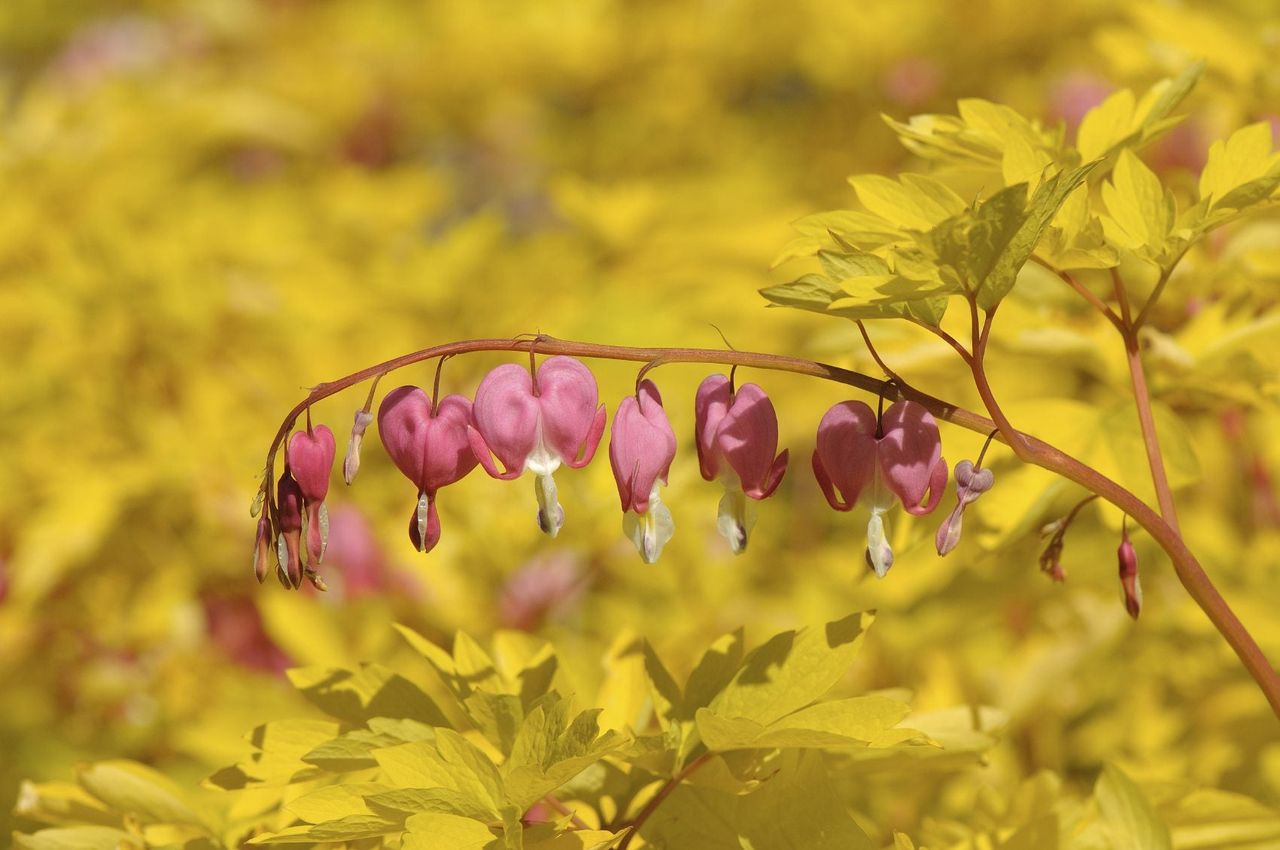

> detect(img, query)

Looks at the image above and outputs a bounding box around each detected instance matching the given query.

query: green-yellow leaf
[1199,122,1280,211]
[77,761,206,828]
[848,174,966,231]
[1095,764,1172,850]
[12,827,142,850]
[1101,150,1173,253]
[402,813,495,850]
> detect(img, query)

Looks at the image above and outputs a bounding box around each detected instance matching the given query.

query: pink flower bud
[934,458,995,556]
[253,513,273,584]
[288,426,336,566]
[378,386,478,553]
[813,399,947,576]
[469,356,606,536]
[275,470,304,588]
[609,380,677,563]
[695,374,789,553]
[1118,530,1141,619]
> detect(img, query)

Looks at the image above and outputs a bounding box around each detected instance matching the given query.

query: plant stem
[1031,256,1124,330]
[542,795,591,831]
[1111,268,1182,532]
[617,753,713,850]
[258,334,1280,718]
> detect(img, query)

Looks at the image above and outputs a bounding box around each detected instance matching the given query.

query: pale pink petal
[472,363,541,475]
[813,401,878,510]
[608,380,677,513]
[377,386,434,490]
[537,356,603,465]
[878,400,947,515]
[421,394,478,490]
[716,383,787,498]
[694,374,732,481]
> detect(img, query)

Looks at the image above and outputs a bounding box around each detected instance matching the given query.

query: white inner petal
[624,485,674,564]
[716,485,757,555]
[534,472,564,538]
[524,419,562,477]
[866,508,894,578]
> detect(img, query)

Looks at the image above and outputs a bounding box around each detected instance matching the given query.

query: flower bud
[276,470,304,589]
[1118,531,1141,619]
[253,513,274,584]
[343,409,374,485]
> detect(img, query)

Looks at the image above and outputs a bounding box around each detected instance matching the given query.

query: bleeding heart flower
[253,513,273,584]
[1118,523,1142,619]
[812,399,947,577]
[695,374,789,553]
[468,356,607,537]
[275,469,304,588]
[378,386,479,553]
[609,380,677,563]
[935,458,995,556]
[287,425,336,567]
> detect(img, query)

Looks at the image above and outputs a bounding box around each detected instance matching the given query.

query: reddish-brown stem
[904,316,972,363]
[257,335,1280,717]
[1032,256,1124,330]
[856,320,906,385]
[1110,268,1181,532]
[617,752,713,850]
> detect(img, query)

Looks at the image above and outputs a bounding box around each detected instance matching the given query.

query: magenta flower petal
[471,363,542,476]
[538,356,606,469]
[287,425,336,505]
[408,495,442,553]
[877,400,947,516]
[813,401,878,511]
[715,383,787,498]
[378,387,479,492]
[609,380,677,514]
[694,374,733,481]
[276,470,304,588]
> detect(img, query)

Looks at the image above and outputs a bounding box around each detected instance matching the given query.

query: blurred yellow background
[2,0,1280,841]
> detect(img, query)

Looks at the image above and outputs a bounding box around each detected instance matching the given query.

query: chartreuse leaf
[76,761,207,828]
[707,611,872,726]
[287,662,450,727]
[208,719,337,789]
[12,827,143,850]
[283,782,387,823]
[11,780,120,827]
[643,750,874,850]
[1164,788,1280,848]
[695,695,914,752]
[248,814,404,844]
[401,812,495,850]
[1076,63,1204,163]
[1100,150,1175,257]
[848,173,966,231]
[374,728,506,818]
[521,825,624,849]
[1199,122,1280,212]
[1095,764,1172,850]
[365,787,500,822]
[502,702,625,810]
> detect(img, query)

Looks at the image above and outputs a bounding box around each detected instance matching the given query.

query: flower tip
[935,506,963,556]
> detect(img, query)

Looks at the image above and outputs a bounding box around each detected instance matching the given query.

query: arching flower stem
[254,333,1280,718]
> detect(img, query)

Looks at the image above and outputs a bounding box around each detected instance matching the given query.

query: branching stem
[257,334,1280,718]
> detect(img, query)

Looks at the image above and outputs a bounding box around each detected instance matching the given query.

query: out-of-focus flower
[882,57,942,108]
[813,399,947,577]
[935,458,995,555]
[275,470,304,589]
[1118,522,1142,619]
[1047,70,1112,132]
[609,380,677,563]
[378,386,479,554]
[321,506,392,599]
[694,374,788,554]
[287,425,336,566]
[469,356,606,538]
[497,552,587,632]
[201,594,290,675]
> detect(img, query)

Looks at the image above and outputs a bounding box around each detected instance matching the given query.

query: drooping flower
[812,399,947,577]
[253,512,273,584]
[378,386,479,553]
[935,458,995,556]
[694,374,789,553]
[1118,521,1142,619]
[468,356,606,537]
[275,469,304,589]
[609,379,677,563]
[287,425,337,566]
